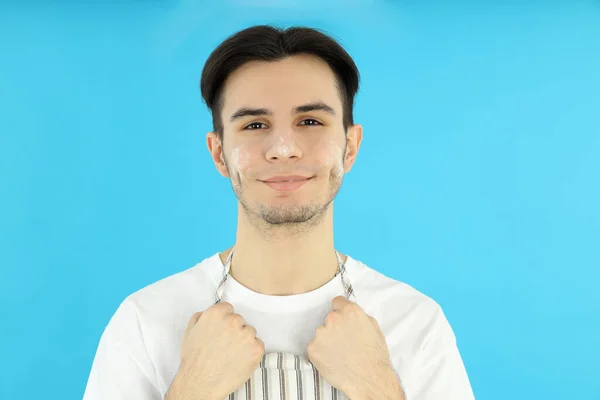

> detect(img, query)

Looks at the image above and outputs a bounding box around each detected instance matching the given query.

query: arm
[402,306,475,400]
[350,364,407,400]
[164,365,212,400]
[164,368,190,400]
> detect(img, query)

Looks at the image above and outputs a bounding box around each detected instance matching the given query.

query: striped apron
[214,249,357,400]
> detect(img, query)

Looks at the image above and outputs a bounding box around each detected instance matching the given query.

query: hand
[307,296,399,399]
[169,302,265,400]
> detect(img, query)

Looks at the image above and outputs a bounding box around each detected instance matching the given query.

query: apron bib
[214,249,357,400]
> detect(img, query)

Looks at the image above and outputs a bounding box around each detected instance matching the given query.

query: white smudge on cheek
[230,146,255,178]
[322,140,345,178]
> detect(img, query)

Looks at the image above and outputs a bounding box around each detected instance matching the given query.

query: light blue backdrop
[1,1,599,399]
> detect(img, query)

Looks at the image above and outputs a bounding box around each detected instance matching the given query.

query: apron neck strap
[214,247,356,304]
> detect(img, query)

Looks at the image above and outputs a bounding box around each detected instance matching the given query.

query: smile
[261,177,312,191]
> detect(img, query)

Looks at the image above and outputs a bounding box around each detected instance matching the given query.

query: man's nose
[265,132,302,161]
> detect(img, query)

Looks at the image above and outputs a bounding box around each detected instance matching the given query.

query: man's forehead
[221,57,341,111]
[221,85,342,118]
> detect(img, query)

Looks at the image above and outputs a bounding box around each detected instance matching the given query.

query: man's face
[209,54,362,228]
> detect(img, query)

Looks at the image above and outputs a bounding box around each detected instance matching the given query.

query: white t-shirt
[83,252,475,399]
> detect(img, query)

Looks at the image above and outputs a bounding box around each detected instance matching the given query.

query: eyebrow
[229,101,336,122]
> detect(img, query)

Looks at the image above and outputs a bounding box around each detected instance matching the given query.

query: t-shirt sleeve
[402,305,476,400]
[83,297,162,400]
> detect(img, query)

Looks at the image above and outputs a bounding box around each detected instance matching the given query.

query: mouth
[260,176,312,191]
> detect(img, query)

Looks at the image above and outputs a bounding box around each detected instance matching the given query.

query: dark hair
[200,25,360,141]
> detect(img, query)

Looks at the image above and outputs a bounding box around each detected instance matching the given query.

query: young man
[83,25,475,400]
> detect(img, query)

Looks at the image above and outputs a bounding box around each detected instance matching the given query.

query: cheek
[317,140,345,175]
[230,146,258,178]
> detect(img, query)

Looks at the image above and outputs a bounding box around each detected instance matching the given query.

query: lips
[262,175,311,182]
[261,176,312,191]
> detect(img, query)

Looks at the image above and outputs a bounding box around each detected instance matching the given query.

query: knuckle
[218,301,234,313]
[243,325,257,339]
[253,339,265,357]
[229,313,245,327]
[346,302,360,313]
[189,311,201,321]
[325,312,338,325]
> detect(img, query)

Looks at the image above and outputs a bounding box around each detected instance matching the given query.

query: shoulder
[345,255,456,345]
[346,256,462,383]
[345,255,441,309]
[106,253,223,334]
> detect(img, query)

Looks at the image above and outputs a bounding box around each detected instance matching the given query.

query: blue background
[1,1,599,399]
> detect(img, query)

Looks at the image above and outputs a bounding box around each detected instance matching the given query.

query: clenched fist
[167,302,265,400]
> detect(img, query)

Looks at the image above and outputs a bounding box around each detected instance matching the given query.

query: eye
[244,122,267,130]
[299,119,322,126]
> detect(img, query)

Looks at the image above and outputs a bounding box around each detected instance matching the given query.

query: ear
[206,132,231,178]
[343,123,363,173]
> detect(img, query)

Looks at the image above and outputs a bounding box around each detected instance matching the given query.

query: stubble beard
[224,156,345,238]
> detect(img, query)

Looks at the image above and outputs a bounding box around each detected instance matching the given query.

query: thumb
[369,315,386,340]
[183,311,203,340]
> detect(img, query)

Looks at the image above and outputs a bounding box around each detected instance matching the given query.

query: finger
[187,312,203,328]
[324,310,341,327]
[255,337,265,355]
[230,313,246,328]
[331,295,351,311]
[369,315,386,339]
[216,301,235,315]
[183,311,203,338]
[369,315,381,331]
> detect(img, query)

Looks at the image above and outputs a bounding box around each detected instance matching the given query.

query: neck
[219,203,343,296]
